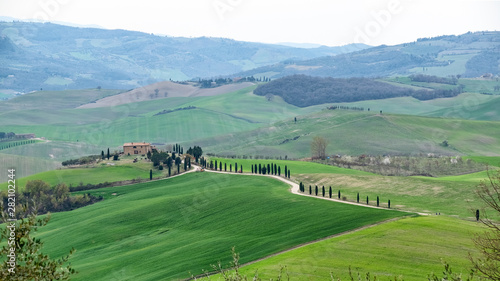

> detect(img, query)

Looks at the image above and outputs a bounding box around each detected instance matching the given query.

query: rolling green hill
[223,216,481,280]
[2,84,499,181]
[199,110,500,158]
[30,172,405,280]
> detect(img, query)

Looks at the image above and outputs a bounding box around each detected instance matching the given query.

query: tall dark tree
[338,190,341,199]
[278,166,281,176]
[147,150,152,159]
[284,165,288,177]
[107,148,110,160]
[366,196,369,205]
[288,170,290,179]
[175,157,181,173]
[251,165,254,174]
[235,163,238,173]
[230,164,232,172]
[329,186,332,198]
[377,196,380,207]
[274,164,277,175]
[101,150,105,159]
[149,169,153,180]
[166,157,173,176]
[184,159,188,171]
[262,166,267,175]
[357,193,360,203]
[267,164,271,174]
[225,163,227,171]
[322,186,325,197]
[388,200,391,209]
[259,164,262,174]
[315,185,318,196]
[215,160,218,171]
[220,161,222,171]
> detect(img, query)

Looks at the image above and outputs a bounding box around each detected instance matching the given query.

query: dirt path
[198,165,421,213]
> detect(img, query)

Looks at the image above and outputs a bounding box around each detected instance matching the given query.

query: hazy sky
[1,0,499,46]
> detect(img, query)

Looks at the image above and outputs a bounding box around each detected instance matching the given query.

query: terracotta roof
[123,142,150,146]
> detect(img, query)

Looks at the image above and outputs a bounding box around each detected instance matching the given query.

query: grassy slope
[201,111,500,158]
[210,157,373,175]
[463,156,500,167]
[294,169,490,218]
[228,216,481,281]
[0,158,164,190]
[0,86,319,146]
[32,172,405,280]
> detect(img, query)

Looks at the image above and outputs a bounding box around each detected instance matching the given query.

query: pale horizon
[1,0,499,47]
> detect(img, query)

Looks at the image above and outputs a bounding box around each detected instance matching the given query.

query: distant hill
[0,21,368,92]
[236,31,500,79]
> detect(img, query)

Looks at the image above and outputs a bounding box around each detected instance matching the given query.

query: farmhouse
[123,142,152,155]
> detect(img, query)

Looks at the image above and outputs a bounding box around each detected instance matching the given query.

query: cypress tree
[278,166,281,176]
[309,185,312,195]
[230,164,232,172]
[101,150,105,159]
[168,166,171,176]
[188,158,191,169]
[235,163,238,173]
[215,160,218,170]
[288,170,290,179]
[274,164,277,175]
[357,193,360,203]
[329,186,332,198]
[322,186,325,197]
[184,159,187,170]
[251,165,254,174]
[240,165,243,173]
[107,148,110,160]
[225,163,227,171]
[315,185,318,196]
[262,166,266,175]
[259,164,262,174]
[388,200,391,209]
[267,164,270,174]
[220,162,222,171]
[284,165,288,177]
[377,196,380,207]
[338,190,341,199]
[270,163,273,174]
[149,169,153,180]
[366,196,369,205]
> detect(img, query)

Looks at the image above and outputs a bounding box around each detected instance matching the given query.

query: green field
[3,85,500,181]
[209,157,374,175]
[225,216,481,281]
[0,157,164,191]
[31,172,405,280]
[200,111,500,158]
[293,170,489,218]
[463,156,500,167]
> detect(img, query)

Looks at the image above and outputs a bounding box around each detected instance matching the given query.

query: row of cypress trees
[298,182,391,208]
[199,159,291,179]
[0,139,36,150]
